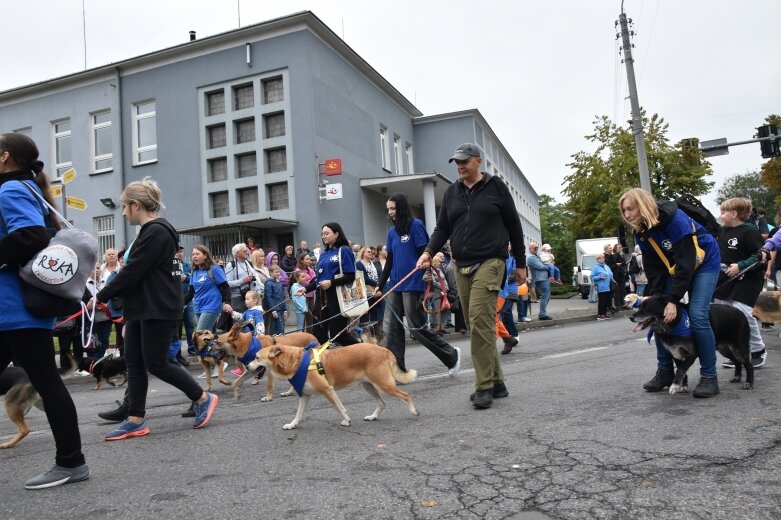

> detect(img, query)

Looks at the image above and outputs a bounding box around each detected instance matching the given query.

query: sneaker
[604,314,613,320]
[721,359,736,369]
[761,323,775,330]
[74,370,91,377]
[24,464,90,490]
[471,389,493,409]
[182,402,196,418]
[492,380,509,398]
[231,367,244,377]
[448,347,461,377]
[187,345,197,356]
[692,376,720,398]
[642,368,674,392]
[596,315,608,321]
[98,400,128,423]
[538,315,553,321]
[193,392,219,429]
[521,317,531,323]
[105,419,150,441]
[751,349,767,368]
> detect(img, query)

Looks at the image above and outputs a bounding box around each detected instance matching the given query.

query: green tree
[759,114,781,207]
[562,113,713,239]
[538,194,575,283]
[715,170,780,211]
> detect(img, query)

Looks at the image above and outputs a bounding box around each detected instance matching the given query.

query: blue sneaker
[105,419,150,441]
[24,464,90,490]
[193,392,219,429]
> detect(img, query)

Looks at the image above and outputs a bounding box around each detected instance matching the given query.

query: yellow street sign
[65,196,87,210]
[49,185,63,198]
[61,168,77,184]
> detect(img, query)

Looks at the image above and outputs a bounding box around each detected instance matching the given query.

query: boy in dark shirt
[713,198,767,368]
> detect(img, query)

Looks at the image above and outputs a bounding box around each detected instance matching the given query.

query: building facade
[0,11,539,260]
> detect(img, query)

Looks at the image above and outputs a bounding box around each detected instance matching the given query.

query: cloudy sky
[3,0,779,214]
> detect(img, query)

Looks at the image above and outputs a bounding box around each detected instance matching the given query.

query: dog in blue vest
[630,295,754,392]
[209,324,320,401]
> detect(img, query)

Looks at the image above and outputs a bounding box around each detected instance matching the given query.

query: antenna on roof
[238,0,241,27]
[81,0,87,69]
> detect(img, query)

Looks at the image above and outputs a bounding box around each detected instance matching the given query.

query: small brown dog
[212,324,319,400]
[248,342,419,430]
[192,330,233,391]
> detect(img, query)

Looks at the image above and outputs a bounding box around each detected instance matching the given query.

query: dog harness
[238,336,262,367]
[289,341,330,396]
[196,337,225,361]
[647,307,692,343]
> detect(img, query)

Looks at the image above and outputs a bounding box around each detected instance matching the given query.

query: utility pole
[616,4,651,192]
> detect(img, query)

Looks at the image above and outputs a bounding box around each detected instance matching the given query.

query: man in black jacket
[417,143,527,409]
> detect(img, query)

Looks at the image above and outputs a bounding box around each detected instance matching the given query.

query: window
[379,125,390,170]
[266,147,286,173]
[208,124,226,149]
[210,191,229,218]
[92,111,112,172]
[262,77,284,104]
[206,90,225,116]
[236,153,257,178]
[208,157,227,182]
[235,119,255,144]
[133,100,157,164]
[94,216,115,254]
[267,183,289,211]
[264,112,285,138]
[405,143,414,174]
[53,119,72,177]
[238,187,259,214]
[393,135,403,174]
[233,84,254,110]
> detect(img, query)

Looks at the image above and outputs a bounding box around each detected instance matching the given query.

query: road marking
[416,369,475,381]
[543,346,608,359]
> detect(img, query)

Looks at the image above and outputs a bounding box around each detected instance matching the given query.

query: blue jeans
[635,283,646,296]
[534,280,551,318]
[295,312,306,332]
[195,311,220,332]
[655,269,719,377]
[269,312,285,335]
[546,264,560,280]
[500,298,519,336]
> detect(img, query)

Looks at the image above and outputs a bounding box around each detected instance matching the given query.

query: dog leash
[713,259,763,292]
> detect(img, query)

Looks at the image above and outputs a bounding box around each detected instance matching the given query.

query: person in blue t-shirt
[0,132,89,489]
[297,222,359,346]
[184,244,232,332]
[620,188,722,398]
[375,193,460,375]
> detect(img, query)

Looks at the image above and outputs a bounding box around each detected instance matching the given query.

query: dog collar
[239,336,262,366]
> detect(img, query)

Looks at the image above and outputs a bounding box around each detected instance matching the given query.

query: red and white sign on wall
[323,158,342,175]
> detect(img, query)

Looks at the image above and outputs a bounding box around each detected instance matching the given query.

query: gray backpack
[18,181,98,317]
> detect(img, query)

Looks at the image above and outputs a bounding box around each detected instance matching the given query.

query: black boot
[692,376,720,398]
[642,368,675,392]
[176,352,190,367]
[98,399,128,422]
[471,389,493,409]
[492,380,509,398]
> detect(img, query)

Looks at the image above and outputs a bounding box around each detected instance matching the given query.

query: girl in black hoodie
[96,178,218,439]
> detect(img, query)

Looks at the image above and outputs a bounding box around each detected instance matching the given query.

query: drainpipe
[111,66,127,248]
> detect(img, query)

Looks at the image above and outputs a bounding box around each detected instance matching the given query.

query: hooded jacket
[635,201,720,304]
[97,218,183,321]
[265,251,289,287]
[426,172,526,269]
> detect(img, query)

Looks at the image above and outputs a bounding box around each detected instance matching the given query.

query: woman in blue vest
[619,188,722,398]
[0,133,89,489]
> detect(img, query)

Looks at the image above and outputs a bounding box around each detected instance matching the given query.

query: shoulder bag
[334,247,369,319]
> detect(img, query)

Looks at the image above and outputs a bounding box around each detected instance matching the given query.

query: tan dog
[213,324,319,400]
[624,293,646,309]
[752,291,781,323]
[192,330,233,391]
[248,342,419,430]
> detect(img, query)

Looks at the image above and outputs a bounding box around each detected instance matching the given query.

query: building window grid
[405,143,414,174]
[210,191,229,218]
[94,215,115,253]
[92,111,112,172]
[206,90,225,116]
[262,77,284,104]
[53,119,72,178]
[379,125,390,170]
[235,119,255,144]
[233,84,254,110]
[208,157,228,182]
[238,187,259,214]
[268,183,289,211]
[264,112,285,138]
[266,147,287,173]
[133,100,157,164]
[393,135,403,174]
[237,153,257,178]
[208,124,227,149]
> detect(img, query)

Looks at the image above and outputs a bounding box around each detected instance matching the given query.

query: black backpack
[628,255,641,275]
[674,194,720,237]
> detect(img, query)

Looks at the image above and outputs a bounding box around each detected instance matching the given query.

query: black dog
[630,295,754,392]
[79,355,127,391]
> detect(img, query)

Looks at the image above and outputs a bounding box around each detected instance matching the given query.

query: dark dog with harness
[78,355,127,391]
[630,295,754,392]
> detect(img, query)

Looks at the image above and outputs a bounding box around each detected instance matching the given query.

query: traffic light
[757,125,780,159]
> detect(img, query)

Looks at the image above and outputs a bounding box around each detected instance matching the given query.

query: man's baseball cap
[449,143,481,163]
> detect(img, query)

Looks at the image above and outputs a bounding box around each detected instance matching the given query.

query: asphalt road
[1,318,779,520]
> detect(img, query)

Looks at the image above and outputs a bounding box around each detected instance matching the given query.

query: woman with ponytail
[0,132,89,489]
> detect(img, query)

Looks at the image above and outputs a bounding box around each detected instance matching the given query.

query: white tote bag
[334,247,369,319]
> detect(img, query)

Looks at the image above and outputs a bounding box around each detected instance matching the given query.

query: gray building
[0,11,539,260]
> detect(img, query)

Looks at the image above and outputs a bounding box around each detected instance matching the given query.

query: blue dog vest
[647,307,692,343]
[289,341,321,396]
[238,336,262,367]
